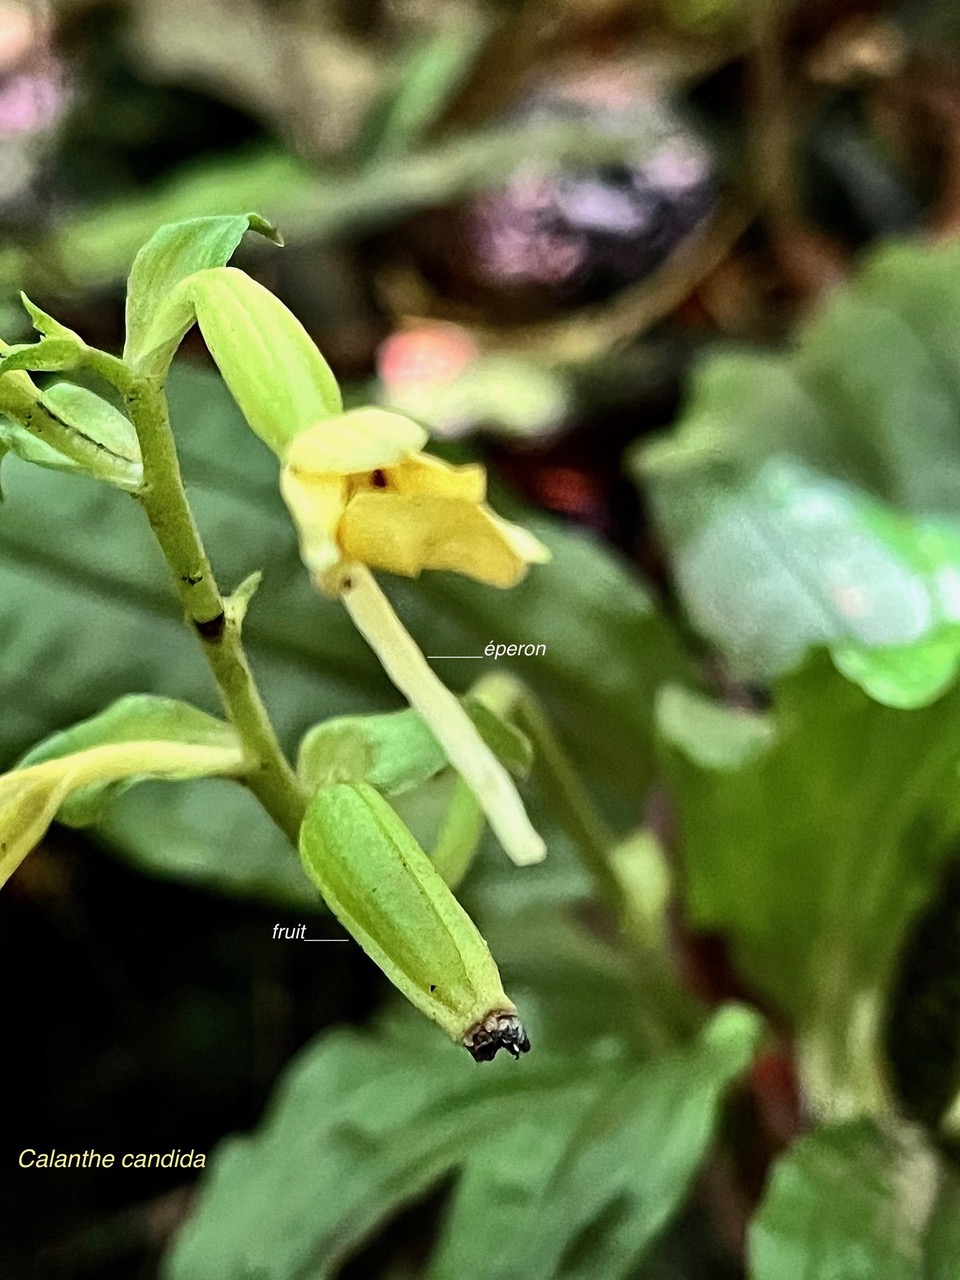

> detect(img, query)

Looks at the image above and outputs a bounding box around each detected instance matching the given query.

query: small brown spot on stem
[195,612,225,642]
[370,469,387,488]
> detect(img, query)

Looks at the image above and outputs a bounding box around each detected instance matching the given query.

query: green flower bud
[184,267,342,457]
[299,781,530,1061]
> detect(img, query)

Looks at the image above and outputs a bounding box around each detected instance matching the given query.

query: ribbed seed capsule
[299,782,529,1061]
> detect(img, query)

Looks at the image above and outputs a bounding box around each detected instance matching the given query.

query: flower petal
[383,453,486,501]
[339,493,550,587]
[279,467,346,584]
[285,408,428,473]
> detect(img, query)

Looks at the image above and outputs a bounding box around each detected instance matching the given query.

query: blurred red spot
[534,466,603,517]
[378,325,478,391]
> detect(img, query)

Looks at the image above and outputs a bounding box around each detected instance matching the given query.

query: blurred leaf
[0,366,685,903]
[655,684,774,770]
[20,291,83,341]
[25,116,668,292]
[659,656,960,1117]
[430,1004,760,1280]
[638,238,960,700]
[749,1118,960,1280]
[360,23,486,160]
[123,212,282,375]
[16,694,242,827]
[165,1004,757,1280]
[386,354,570,441]
[662,457,960,706]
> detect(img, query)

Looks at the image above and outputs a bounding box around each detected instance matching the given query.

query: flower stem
[339,565,546,866]
[121,373,306,845]
[472,672,622,909]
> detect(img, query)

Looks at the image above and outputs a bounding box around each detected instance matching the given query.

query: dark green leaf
[660,656,960,1115]
[164,1004,757,1280]
[749,1119,960,1280]
[430,1004,760,1280]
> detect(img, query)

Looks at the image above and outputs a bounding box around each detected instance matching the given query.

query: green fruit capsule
[299,781,529,1061]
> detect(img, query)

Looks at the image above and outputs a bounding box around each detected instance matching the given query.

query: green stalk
[118,370,306,845]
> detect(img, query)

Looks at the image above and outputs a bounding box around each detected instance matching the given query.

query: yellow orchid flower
[177,261,550,868]
[279,408,550,596]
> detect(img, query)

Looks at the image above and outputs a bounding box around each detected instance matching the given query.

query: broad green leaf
[164,1020,612,1280]
[749,1119,960,1280]
[665,457,960,707]
[16,694,243,826]
[165,1003,756,1280]
[0,365,687,903]
[162,884,685,1280]
[637,238,960,702]
[660,656,960,1118]
[123,212,282,375]
[430,1004,760,1280]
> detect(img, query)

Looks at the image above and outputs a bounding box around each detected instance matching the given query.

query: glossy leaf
[665,457,960,708]
[638,238,960,704]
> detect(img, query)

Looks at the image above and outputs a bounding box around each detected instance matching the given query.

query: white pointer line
[303,938,351,942]
[427,655,483,659]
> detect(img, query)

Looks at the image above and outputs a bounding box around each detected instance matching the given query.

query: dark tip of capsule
[464,1012,531,1062]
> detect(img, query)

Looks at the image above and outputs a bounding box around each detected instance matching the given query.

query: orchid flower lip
[280,406,551,591]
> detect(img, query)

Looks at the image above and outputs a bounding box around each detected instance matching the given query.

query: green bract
[299,781,529,1060]
[1,695,246,887]
[123,212,282,375]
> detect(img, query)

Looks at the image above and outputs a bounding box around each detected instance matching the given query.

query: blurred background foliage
[7,0,960,1276]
